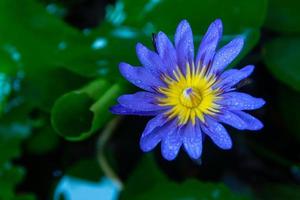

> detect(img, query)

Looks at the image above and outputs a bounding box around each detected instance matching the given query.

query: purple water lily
[110,19,265,161]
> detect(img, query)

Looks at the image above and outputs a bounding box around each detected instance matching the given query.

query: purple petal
[211,36,244,73]
[219,92,265,110]
[155,32,177,73]
[234,110,263,130]
[182,121,203,159]
[119,62,165,92]
[215,65,254,90]
[174,20,194,70]
[217,110,247,130]
[110,104,160,116]
[201,117,232,149]
[140,114,169,152]
[161,121,182,161]
[118,92,163,112]
[136,43,166,75]
[196,19,223,67]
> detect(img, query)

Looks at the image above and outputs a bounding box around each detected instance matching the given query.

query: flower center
[157,64,221,125]
[180,87,202,108]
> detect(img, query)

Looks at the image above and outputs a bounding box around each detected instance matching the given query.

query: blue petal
[196,19,223,67]
[155,32,177,73]
[118,92,163,111]
[201,117,232,149]
[182,121,202,159]
[140,114,168,152]
[110,104,160,116]
[161,121,182,161]
[220,92,266,110]
[211,36,244,73]
[119,62,165,92]
[174,20,194,70]
[136,43,167,75]
[217,110,247,130]
[215,65,254,90]
[234,110,263,130]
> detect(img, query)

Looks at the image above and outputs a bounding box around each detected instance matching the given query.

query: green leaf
[0,103,35,199]
[121,154,249,200]
[51,79,126,141]
[22,68,89,111]
[263,37,300,92]
[104,0,264,68]
[278,87,300,142]
[0,0,93,75]
[0,164,25,200]
[67,159,103,182]
[0,0,146,79]
[12,194,37,200]
[0,0,113,111]
[0,163,36,200]
[0,120,32,165]
[26,124,60,155]
[129,179,249,200]
[257,184,300,200]
[121,154,168,200]
[264,0,300,34]
[51,92,94,139]
[109,0,267,34]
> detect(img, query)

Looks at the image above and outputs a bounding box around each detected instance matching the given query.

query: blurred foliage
[66,159,104,182]
[263,38,300,92]
[0,114,35,199]
[121,155,249,200]
[258,184,300,200]
[0,0,300,199]
[278,88,300,142]
[265,0,300,34]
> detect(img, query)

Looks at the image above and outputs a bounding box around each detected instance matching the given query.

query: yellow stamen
[157,64,221,125]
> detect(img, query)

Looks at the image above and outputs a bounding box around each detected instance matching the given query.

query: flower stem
[97,116,123,189]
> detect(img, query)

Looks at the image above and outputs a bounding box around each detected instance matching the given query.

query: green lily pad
[264,0,300,34]
[263,37,300,92]
[51,79,125,141]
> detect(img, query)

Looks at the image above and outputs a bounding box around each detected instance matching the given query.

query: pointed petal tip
[221,142,233,150]
[119,62,130,73]
[210,19,223,36]
[176,19,192,35]
[258,98,266,107]
[118,62,129,74]
[187,151,202,160]
[161,149,178,161]
[135,42,144,52]
[234,36,245,46]
[253,121,264,130]
[213,18,223,28]
[139,140,152,152]
[244,64,255,71]
[241,65,255,76]
[178,19,190,27]
[139,135,160,152]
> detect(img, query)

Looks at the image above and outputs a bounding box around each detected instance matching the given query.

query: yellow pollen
[157,63,221,125]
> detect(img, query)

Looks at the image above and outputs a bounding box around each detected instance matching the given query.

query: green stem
[97,116,123,189]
